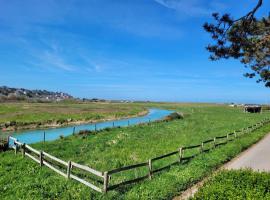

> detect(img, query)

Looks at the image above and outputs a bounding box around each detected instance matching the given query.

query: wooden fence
[9,137,104,193]
[0,136,9,151]
[8,118,270,193]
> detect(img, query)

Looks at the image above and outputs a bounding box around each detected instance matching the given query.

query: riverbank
[0,102,148,132]
[0,110,149,132]
[9,109,172,144]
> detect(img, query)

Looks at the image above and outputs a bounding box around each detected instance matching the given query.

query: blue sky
[0,0,270,103]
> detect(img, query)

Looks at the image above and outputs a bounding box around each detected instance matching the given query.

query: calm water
[6,108,173,144]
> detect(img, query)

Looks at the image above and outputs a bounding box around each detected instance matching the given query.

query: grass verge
[191,169,270,200]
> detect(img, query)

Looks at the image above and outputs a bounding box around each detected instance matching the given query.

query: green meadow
[1,103,270,199]
[0,102,146,130]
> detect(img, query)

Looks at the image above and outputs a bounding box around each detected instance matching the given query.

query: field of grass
[1,103,270,199]
[192,170,270,200]
[0,102,146,130]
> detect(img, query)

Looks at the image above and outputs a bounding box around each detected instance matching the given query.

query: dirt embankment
[0,110,149,132]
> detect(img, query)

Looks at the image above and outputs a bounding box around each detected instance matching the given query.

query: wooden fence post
[73,127,75,135]
[234,131,237,138]
[213,137,216,148]
[95,124,97,132]
[113,122,115,127]
[40,151,43,167]
[103,171,109,193]
[201,142,204,153]
[14,140,18,155]
[67,161,71,179]
[15,144,18,155]
[179,147,183,163]
[148,159,152,180]
[43,132,46,143]
[22,143,25,157]
[128,120,130,126]
[226,134,229,142]
[7,135,10,147]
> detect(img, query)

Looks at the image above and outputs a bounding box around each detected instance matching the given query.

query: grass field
[1,103,270,199]
[192,170,270,200]
[0,102,146,130]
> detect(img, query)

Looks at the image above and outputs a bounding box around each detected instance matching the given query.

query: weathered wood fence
[0,136,9,151]
[8,118,270,193]
[9,137,104,193]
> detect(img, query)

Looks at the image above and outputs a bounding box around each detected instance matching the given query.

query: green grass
[1,103,270,199]
[192,170,270,200]
[0,102,146,128]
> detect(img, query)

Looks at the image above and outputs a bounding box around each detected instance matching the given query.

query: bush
[56,119,67,124]
[164,112,184,121]
[78,130,95,135]
[59,135,64,139]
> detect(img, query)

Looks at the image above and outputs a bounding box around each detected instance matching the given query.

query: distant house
[244,104,262,113]
[229,103,245,108]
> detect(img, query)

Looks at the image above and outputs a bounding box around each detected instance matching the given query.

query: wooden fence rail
[10,138,104,193]
[152,150,178,161]
[108,162,148,175]
[7,118,270,193]
[71,161,103,177]
[203,139,214,144]
[183,144,201,150]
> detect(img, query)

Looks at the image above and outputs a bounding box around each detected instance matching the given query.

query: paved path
[225,133,270,171]
[174,132,270,200]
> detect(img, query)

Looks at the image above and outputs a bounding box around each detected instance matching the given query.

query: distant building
[0,86,74,102]
[244,104,262,113]
[229,103,244,108]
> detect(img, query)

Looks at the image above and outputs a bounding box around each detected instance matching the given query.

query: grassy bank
[1,103,270,199]
[0,102,146,131]
[192,170,270,200]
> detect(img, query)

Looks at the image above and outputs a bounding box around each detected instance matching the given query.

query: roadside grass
[191,169,270,200]
[1,104,270,199]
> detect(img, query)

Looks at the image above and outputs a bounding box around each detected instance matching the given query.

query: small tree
[204,0,270,86]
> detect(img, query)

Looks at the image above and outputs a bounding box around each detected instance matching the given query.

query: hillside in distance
[0,86,73,102]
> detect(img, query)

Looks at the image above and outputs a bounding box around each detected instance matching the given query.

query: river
[5,108,173,144]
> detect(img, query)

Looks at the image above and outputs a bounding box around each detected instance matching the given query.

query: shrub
[78,130,96,135]
[59,135,64,139]
[164,112,184,121]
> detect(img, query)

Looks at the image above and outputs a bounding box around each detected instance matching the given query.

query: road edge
[173,131,270,200]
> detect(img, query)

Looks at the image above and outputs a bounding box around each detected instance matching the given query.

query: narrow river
[6,108,173,144]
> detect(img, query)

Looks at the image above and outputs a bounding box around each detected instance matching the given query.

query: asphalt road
[174,133,270,200]
[225,133,270,171]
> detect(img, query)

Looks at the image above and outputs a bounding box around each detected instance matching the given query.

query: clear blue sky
[0,0,269,103]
